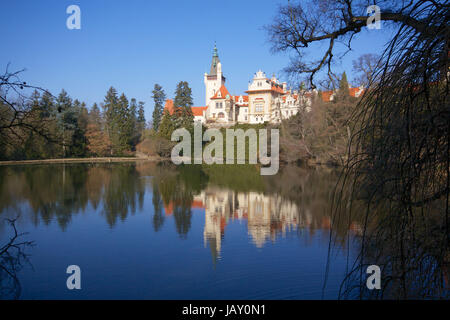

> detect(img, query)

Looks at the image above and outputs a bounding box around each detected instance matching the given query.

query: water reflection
[0,162,363,299]
[0,162,361,253]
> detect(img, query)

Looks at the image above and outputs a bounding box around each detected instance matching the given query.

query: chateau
[164,45,365,126]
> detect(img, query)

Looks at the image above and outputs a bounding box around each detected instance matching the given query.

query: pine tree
[57,89,75,157]
[157,109,176,140]
[40,90,54,119]
[72,102,89,156]
[90,103,101,123]
[339,72,350,97]
[39,91,59,158]
[103,87,120,155]
[117,93,133,154]
[151,84,166,131]
[137,101,146,138]
[173,81,194,131]
[128,98,139,148]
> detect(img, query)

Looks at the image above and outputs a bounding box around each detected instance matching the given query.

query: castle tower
[204,44,226,106]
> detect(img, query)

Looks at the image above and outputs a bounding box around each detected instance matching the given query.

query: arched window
[218,112,225,118]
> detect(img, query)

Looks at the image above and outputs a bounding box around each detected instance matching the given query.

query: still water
[0,162,360,299]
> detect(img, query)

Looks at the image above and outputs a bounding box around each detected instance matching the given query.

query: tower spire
[209,43,220,76]
[213,42,218,57]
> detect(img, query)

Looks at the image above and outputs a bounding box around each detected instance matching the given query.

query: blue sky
[0,0,391,120]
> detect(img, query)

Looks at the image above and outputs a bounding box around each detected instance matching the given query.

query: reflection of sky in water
[0,163,358,299]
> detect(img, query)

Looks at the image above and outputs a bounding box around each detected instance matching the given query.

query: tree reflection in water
[0,218,34,300]
[0,162,446,298]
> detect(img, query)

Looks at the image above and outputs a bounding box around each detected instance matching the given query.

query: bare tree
[0,65,58,155]
[268,0,449,299]
[0,218,34,299]
[266,0,448,88]
[352,53,382,87]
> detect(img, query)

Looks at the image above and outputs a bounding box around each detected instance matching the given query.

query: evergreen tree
[117,93,133,154]
[128,98,139,148]
[173,81,194,131]
[57,89,75,157]
[40,90,54,119]
[157,109,176,140]
[72,102,89,157]
[90,103,101,123]
[39,91,59,158]
[151,84,165,131]
[103,87,120,155]
[137,101,146,138]
[339,72,350,97]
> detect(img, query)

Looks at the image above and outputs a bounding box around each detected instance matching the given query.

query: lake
[0,162,360,299]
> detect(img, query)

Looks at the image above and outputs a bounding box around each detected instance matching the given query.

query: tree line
[0,83,146,160]
[140,81,196,157]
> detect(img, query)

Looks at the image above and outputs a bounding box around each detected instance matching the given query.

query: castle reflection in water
[0,162,362,259]
[163,185,362,257]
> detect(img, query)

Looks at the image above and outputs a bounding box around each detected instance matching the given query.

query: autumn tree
[86,103,111,156]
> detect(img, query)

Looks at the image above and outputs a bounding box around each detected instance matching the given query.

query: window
[218,112,224,118]
[255,104,263,113]
[245,116,247,121]
[213,113,215,118]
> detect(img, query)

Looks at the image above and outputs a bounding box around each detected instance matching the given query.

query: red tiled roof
[163,99,175,115]
[191,106,207,116]
[211,84,231,100]
[321,91,334,102]
[321,87,364,102]
[349,87,365,97]
[271,84,285,94]
[233,95,249,104]
[165,100,207,117]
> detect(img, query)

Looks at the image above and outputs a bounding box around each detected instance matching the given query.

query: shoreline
[0,156,338,168]
[0,156,163,166]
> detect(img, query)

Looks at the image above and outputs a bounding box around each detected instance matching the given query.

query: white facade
[202,46,314,126]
